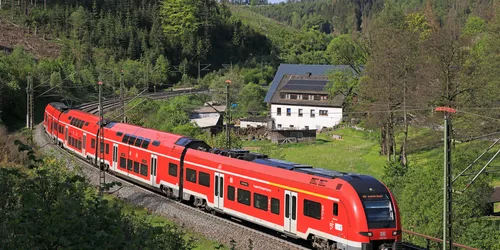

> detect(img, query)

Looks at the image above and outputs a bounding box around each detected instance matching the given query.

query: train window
[227,186,235,201]
[271,198,280,215]
[133,161,140,173]
[128,136,137,145]
[68,116,72,120]
[140,164,148,176]
[134,137,144,147]
[79,120,84,128]
[152,140,160,146]
[292,196,296,220]
[105,144,109,154]
[127,159,133,170]
[199,172,210,187]
[186,168,196,183]
[333,202,338,216]
[168,163,178,177]
[122,134,130,143]
[71,118,76,126]
[77,140,81,150]
[91,138,95,149]
[85,122,89,126]
[120,157,126,168]
[116,132,123,136]
[141,139,150,149]
[237,189,251,206]
[253,193,268,211]
[100,142,104,153]
[304,199,321,220]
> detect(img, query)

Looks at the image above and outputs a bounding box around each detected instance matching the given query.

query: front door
[150,155,157,186]
[284,190,298,234]
[214,173,224,209]
[112,143,118,171]
[82,133,87,156]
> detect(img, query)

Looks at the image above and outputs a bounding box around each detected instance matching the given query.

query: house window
[285,94,290,99]
[290,94,297,100]
[298,109,303,117]
[309,95,314,100]
[305,126,309,130]
[298,95,302,100]
[310,109,315,118]
[290,125,294,128]
[277,124,282,129]
[286,108,291,116]
[314,95,321,101]
[277,108,281,116]
[321,95,328,101]
[319,110,328,116]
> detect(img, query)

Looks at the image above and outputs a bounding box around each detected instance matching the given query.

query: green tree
[237,83,266,117]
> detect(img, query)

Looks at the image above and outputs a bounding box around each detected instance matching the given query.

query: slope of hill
[0,17,60,59]
[229,5,330,64]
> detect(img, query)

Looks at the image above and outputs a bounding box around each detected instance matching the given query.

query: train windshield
[361,193,396,228]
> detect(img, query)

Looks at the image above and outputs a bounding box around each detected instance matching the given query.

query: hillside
[229,5,330,64]
[0,17,61,59]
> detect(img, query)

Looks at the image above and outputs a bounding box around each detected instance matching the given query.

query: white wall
[240,121,267,128]
[270,104,342,130]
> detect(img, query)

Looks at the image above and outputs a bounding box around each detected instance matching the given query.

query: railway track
[35,88,310,250]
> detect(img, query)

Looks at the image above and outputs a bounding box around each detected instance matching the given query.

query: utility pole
[435,106,456,250]
[98,81,106,194]
[225,79,231,149]
[26,72,34,145]
[197,61,211,84]
[120,69,126,123]
[222,62,233,74]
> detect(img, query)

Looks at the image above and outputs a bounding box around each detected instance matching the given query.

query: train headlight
[392,230,402,236]
[359,231,373,237]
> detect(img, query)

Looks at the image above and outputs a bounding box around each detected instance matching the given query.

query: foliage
[395,146,498,247]
[200,131,243,149]
[0,153,194,249]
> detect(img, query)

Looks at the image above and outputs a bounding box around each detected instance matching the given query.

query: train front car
[340,175,402,250]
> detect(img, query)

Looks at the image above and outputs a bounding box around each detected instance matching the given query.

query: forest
[1,0,500,248]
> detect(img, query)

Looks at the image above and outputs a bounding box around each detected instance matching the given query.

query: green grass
[243,128,387,179]
[104,195,226,250]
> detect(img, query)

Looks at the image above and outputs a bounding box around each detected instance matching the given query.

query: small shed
[239,117,270,128]
[488,187,500,215]
[270,129,316,144]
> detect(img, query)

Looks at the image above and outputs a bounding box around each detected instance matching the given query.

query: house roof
[190,114,221,128]
[193,105,226,114]
[269,74,344,107]
[264,64,354,103]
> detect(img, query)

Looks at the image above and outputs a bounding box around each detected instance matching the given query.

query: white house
[264,64,351,130]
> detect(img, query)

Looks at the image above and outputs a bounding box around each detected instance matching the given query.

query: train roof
[49,102,70,111]
[106,122,185,146]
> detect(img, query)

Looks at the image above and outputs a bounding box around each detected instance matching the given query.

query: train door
[214,173,224,210]
[150,155,157,186]
[82,133,87,156]
[65,126,68,145]
[284,190,298,234]
[112,143,118,171]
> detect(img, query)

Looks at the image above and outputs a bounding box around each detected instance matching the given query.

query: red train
[44,102,402,250]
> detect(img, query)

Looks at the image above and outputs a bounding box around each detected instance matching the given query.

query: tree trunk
[380,126,387,156]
